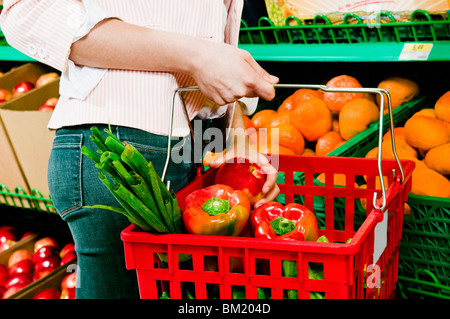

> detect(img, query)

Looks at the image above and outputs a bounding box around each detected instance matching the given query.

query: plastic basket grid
[399,195,450,290]
[121,155,414,299]
[239,10,450,46]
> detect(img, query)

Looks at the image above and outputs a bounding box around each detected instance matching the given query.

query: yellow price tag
[399,43,433,60]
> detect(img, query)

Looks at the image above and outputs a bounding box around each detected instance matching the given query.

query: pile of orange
[246,74,385,157]
[364,90,450,198]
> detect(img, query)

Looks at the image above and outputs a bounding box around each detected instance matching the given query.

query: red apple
[35,72,59,87]
[0,286,5,299]
[38,104,55,111]
[3,285,23,299]
[33,288,61,299]
[34,237,59,252]
[43,97,59,107]
[8,259,34,276]
[5,273,32,290]
[59,242,75,258]
[12,81,34,98]
[0,88,12,103]
[60,251,77,266]
[0,264,8,287]
[32,245,58,263]
[33,269,53,281]
[61,272,76,299]
[214,158,266,205]
[0,225,16,243]
[20,231,35,240]
[0,240,16,253]
[34,254,61,273]
[8,249,32,268]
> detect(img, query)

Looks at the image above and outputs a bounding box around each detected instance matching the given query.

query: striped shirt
[0,0,255,137]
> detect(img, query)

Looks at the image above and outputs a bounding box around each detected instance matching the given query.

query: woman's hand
[207,102,280,208]
[187,40,279,106]
[208,141,280,209]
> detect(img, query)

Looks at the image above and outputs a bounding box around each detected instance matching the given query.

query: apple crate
[121,155,414,299]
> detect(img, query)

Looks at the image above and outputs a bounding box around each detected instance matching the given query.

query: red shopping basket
[121,155,414,299]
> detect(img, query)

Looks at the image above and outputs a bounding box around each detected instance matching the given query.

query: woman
[0,0,279,299]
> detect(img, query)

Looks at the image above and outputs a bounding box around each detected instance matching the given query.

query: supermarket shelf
[238,41,450,62]
[239,10,450,62]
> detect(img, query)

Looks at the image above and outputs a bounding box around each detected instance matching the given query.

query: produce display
[247,74,420,158]
[0,224,76,299]
[364,90,450,198]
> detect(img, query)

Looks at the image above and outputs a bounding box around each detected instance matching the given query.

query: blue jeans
[47,124,196,299]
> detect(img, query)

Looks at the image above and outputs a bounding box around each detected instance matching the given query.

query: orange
[278,95,296,113]
[301,148,316,156]
[251,109,277,129]
[258,144,296,156]
[424,143,450,175]
[291,97,332,142]
[316,173,347,186]
[315,131,344,157]
[410,166,450,198]
[381,136,418,160]
[404,115,449,151]
[243,115,255,130]
[248,128,268,149]
[203,149,226,167]
[365,147,379,159]
[331,114,340,133]
[338,98,379,140]
[404,203,411,216]
[413,108,436,119]
[269,110,293,127]
[434,91,450,123]
[323,75,365,114]
[267,124,305,155]
[278,89,324,113]
[382,127,405,141]
[376,76,419,112]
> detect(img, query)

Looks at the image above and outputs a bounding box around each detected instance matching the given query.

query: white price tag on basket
[399,43,433,61]
[373,210,388,265]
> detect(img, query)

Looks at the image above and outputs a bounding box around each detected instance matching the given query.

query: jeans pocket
[47,134,83,219]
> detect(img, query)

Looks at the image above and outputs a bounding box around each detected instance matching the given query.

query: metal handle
[163,84,404,212]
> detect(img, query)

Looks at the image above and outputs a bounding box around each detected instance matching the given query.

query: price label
[373,210,388,265]
[399,43,433,61]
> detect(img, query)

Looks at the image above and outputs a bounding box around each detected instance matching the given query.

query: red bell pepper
[182,184,251,236]
[250,201,319,241]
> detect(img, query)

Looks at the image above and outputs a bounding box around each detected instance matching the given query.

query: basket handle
[163,84,403,212]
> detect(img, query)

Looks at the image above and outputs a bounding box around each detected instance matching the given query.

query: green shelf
[239,41,450,62]
[0,45,35,62]
[0,184,55,214]
[239,9,450,62]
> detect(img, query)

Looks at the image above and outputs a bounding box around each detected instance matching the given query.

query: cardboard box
[0,63,59,200]
[265,0,449,25]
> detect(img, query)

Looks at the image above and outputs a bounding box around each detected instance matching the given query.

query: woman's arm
[70,18,278,105]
